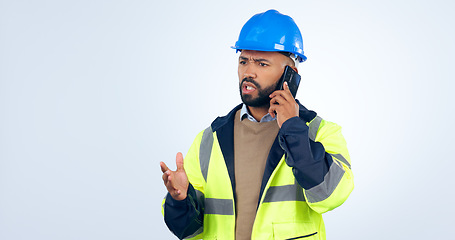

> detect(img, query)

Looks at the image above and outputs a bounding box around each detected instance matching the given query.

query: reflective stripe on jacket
[163,103,354,240]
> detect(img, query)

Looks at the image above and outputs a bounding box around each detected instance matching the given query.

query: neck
[247,105,270,122]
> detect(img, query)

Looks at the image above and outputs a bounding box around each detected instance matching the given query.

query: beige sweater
[233,110,280,240]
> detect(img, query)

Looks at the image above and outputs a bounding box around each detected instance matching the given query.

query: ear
[290,65,298,74]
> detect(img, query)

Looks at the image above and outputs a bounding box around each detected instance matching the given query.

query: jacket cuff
[165,183,197,208]
[278,116,332,189]
[280,116,308,134]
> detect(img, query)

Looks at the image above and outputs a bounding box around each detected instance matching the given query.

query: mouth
[242,82,257,94]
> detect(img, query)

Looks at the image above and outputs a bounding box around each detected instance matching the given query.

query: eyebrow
[239,56,271,63]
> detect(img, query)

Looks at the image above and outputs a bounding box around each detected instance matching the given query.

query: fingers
[283,81,290,91]
[161,161,174,189]
[268,92,287,118]
[162,170,168,182]
[164,172,184,198]
[176,152,184,171]
[283,81,293,96]
[162,172,171,188]
[160,161,169,173]
[268,103,282,117]
[162,171,177,192]
[268,105,276,118]
[270,94,287,106]
[270,82,293,102]
[160,153,189,200]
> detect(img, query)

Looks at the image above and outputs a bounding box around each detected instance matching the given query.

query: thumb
[176,152,184,171]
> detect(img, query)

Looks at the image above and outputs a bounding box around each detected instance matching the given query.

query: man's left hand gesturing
[268,81,299,128]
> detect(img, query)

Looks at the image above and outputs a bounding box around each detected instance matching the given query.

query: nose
[242,64,257,79]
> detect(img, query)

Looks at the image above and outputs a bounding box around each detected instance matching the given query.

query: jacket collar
[211,100,316,131]
[211,104,243,132]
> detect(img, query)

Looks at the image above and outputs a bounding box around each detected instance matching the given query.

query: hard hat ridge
[232,9,307,62]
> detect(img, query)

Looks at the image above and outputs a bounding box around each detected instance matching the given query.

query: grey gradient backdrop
[1,0,454,239]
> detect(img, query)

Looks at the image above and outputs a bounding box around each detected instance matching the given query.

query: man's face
[238,50,293,107]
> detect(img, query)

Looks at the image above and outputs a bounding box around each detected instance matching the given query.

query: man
[160,9,353,240]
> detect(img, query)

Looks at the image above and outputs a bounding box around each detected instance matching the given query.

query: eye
[239,60,246,65]
[259,62,268,67]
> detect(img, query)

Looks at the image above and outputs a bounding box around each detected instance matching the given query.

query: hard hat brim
[231,46,307,62]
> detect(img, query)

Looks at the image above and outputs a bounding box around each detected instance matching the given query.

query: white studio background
[1,0,454,239]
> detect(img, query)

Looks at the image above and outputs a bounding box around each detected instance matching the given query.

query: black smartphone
[277,65,301,98]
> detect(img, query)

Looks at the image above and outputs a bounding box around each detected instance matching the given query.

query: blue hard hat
[232,9,307,62]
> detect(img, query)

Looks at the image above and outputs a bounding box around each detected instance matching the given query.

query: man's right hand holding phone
[268,81,299,128]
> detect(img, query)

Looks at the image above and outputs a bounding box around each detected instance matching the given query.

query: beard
[239,78,278,107]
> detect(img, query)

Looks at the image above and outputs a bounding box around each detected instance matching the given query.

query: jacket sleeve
[163,184,204,239]
[162,130,207,239]
[278,116,354,214]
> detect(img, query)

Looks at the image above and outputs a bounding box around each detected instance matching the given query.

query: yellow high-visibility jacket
[163,103,353,240]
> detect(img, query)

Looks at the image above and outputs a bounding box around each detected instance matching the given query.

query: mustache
[241,78,261,89]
